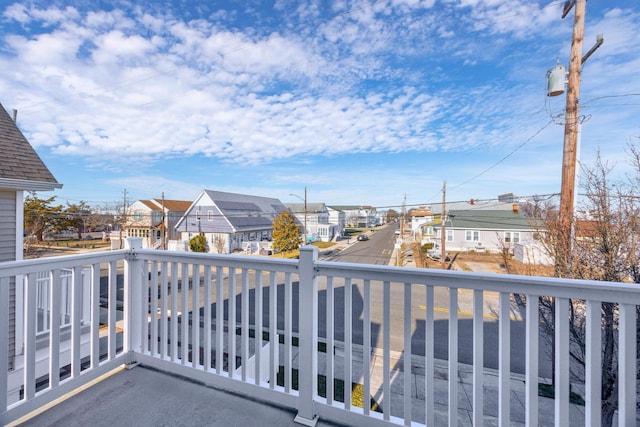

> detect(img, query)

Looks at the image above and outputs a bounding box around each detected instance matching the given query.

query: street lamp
[290,187,307,244]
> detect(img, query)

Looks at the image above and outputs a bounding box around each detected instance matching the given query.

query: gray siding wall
[0,191,17,369]
[0,191,16,261]
[178,205,233,234]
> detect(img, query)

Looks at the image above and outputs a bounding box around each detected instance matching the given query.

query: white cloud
[0,1,638,205]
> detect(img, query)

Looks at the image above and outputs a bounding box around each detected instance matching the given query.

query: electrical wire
[448,119,555,191]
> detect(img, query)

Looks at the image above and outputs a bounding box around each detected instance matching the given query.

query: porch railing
[1,238,639,426]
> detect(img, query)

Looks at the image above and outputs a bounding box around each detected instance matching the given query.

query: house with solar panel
[174,190,289,254]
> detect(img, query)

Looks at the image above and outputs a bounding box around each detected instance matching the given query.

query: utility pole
[401,194,406,237]
[303,186,307,244]
[557,0,585,275]
[441,180,447,268]
[119,189,128,249]
[289,187,307,244]
[554,0,604,276]
[161,192,166,250]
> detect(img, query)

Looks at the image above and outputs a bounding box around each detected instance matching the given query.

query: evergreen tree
[23,193,63,241]
[189,234,207,252]
[272,210,302,254]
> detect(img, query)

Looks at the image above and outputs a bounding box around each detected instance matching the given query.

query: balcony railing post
[294,246,319,427]
[124,237,144,366]
[0,277,8,416]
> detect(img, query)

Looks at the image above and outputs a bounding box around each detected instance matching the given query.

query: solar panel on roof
[217,201,260,211]
[230,217,273,227]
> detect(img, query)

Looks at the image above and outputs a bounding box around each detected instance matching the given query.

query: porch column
[124,237,144,366]
[294,246,319,426]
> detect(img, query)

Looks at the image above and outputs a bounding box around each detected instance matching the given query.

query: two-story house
[123,199,191,249]
[409,206,434,241]
[0,104,62,397]
[284,202,342,243]
[174,190,288,254]
[326,206,346,238]
[330,205,377,228]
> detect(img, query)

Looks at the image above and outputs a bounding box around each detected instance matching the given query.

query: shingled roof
[0,103,61,191]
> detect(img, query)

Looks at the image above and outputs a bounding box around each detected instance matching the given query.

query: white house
[326,207,346,238]
[121,199,191,249]
[285,202,342,243]
[330,205,377,228]
[409,207,434,241]
[174,190,288,254]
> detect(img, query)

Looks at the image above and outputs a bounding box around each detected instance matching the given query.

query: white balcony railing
[1,238,639,426]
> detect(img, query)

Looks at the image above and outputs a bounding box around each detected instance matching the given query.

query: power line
[449,119,555,191]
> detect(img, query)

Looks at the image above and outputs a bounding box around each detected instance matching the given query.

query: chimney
[12,109,17,122]
[513,203,519,213]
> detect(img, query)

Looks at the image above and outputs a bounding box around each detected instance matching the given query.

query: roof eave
[0,178,62,192]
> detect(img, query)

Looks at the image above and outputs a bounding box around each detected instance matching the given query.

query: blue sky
[1,1,638,211]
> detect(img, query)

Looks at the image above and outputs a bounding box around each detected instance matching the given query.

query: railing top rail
[135,249,299,273]
[0,250,128,278]
[316,260,640,304]
[2,245,639,305]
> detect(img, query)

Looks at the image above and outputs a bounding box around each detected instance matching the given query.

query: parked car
[357,234,368,241]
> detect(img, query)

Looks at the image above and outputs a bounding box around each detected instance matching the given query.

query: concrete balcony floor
[14,365,339,427]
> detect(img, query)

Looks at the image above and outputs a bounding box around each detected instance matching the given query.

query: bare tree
[213,235,226,254]
[529,145,640,426]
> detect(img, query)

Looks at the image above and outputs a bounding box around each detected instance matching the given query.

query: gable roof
[328,205,375,211]
[285,202,327,214]
[445,209,533,231]
[430,201,518,215]
[131,199,192,212]
[207,190,286,230]
[0,104,61,191]
[176,189,287,232]
[158,199,192,211]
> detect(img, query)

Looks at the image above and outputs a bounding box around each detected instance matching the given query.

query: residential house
[376,210,388,225]
[284,202,342,243]
[174,190,288,254]
[433,206,536,253]
[330,205,377,228]
[122,199,191,249]
[326,206,346,237]
[409,206,434,241]
[0,104,62,382]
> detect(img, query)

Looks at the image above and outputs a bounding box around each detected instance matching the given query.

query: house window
[446,230,454,242]
[195,210,201,221]
[208,210,214,221]
[504,232,520,243]
[134,212,142,221]
[465,230,479,241]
